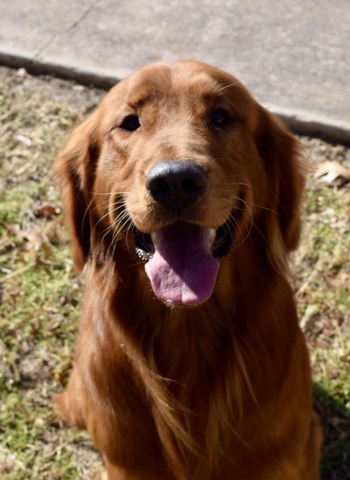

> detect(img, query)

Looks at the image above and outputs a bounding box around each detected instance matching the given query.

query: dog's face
[57,61,304,306]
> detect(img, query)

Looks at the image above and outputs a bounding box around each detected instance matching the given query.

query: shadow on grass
[314,384,350,480]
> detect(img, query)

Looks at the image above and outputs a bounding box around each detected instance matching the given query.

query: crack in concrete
[70,0,102,29]
[33,0,102,60]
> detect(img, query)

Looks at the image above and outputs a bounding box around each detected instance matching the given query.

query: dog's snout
[146,161,207,208]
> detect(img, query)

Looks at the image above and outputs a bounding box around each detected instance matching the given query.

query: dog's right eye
[119,115,141,132]
[210,109,231,129]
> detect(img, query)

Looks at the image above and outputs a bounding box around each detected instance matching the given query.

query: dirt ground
[0,66,349,479]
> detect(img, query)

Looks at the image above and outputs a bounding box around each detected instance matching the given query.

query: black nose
[146,161,207,208]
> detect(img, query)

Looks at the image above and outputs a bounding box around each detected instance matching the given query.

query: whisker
[92,207,119,242]
[226,210,246,247]
[220,196,254,250]
[86,191,131,197]
[90,198,131,260]
[224,181,250,188]
[98,203,125,230]
[107,210,134,259]
[232,217,254,250]
[81,198,95,238]
[125,220,136,255]
[216,189,279,218]
[216,81,241,94]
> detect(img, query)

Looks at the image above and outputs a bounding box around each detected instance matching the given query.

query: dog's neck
[88,237,297,382]
[81,241,299,474]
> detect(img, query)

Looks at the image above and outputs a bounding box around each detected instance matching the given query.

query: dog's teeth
[209,228,216,246]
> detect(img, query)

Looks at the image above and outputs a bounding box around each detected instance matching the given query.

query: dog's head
[56,60,304,306]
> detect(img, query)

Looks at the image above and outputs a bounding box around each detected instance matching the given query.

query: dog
[54,60,322,479]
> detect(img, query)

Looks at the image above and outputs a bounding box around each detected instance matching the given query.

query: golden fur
[54,60,322,479]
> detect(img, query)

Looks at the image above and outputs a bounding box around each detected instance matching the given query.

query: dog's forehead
[116,61,241,105]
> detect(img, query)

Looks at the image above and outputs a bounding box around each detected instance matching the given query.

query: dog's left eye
[210,109,230,129]
[119,115,141,132]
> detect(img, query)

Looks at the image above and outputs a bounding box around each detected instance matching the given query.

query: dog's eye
[211,109,230,129]
[119,115,141,132]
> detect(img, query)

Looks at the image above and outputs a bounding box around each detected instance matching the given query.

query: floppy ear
[55,113,99,272]
[254,106,305,267]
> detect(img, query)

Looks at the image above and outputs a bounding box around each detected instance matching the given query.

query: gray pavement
[1,0,350,143]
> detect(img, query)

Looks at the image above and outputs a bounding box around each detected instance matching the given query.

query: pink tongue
[145,223,219,305]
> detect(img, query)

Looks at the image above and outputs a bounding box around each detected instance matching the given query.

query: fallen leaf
[34,204,60,218]
[315,161,350,186]
[13,134,32,147]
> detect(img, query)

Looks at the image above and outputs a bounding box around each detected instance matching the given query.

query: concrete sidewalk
[1,0,350,143]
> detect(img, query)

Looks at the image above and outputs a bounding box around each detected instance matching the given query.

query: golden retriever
[54,60,322,479]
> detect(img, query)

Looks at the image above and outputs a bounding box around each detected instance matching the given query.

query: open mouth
[134,220,233,261]
[133,217,235,306]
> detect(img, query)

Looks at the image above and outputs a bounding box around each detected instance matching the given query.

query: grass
[293,143,350,479]
[0,67,103,478]
[0,66,349,479]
